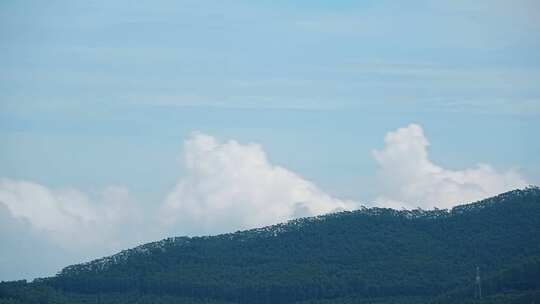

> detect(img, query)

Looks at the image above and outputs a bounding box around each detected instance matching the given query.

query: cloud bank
[373,124,528,209]
[0,124,529,279]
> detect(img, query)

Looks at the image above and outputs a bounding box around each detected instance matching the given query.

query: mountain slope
[1,187,540,304]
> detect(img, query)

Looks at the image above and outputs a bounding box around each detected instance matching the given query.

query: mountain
[1,187,540,304]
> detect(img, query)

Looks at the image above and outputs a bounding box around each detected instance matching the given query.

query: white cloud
[159,132,358,235]
[372,124,528,209]
[0,126,530,279]
[0,134,359,279]
[0,179,145,252]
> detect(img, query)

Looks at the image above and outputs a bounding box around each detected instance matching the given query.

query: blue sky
[1,0,539,280]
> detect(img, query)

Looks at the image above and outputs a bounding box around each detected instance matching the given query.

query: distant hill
[1,187,540,304]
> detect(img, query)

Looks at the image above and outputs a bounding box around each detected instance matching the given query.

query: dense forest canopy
[1,187,540,304]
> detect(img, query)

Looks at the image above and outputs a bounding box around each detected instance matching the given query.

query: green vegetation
[2,187,540,303]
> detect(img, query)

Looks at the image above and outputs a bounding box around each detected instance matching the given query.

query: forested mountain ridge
[1,187,540,304]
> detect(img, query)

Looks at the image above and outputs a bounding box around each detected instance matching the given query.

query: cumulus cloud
[0,126,530,279]
[372,124,528,209]
[0,179,146,252]
[0,134,359,279]
[159,133,358,235]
